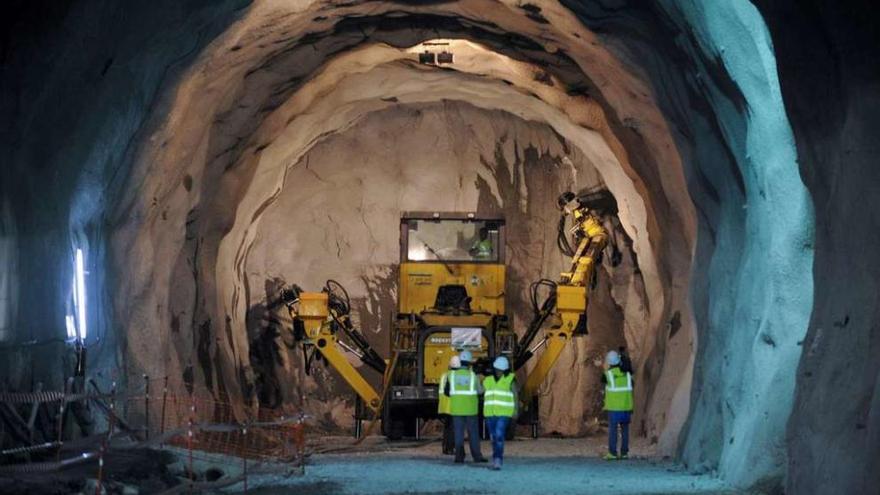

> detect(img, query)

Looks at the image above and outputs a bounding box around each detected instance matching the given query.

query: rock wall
[105,10,689,446]
[0,0,250,392]
[663,1,814,486]
[564,3,815,487]
[2,0,877,491]
[754,1,880,493]
[243,101,645,434]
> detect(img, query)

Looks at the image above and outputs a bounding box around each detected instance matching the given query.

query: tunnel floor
[244,437,736,495]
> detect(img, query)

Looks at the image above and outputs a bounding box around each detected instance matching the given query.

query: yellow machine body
[374,212,516,440]
[422,330,490,384]
[398,262,505,385]
[286,202,609,440]
[297,292,330,334]
[398,262,505,315]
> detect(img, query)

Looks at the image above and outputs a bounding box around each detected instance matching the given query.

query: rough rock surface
[105,3,694,453]
[754,1,880,493]
[243,101,643,434]
[1,1,877,492]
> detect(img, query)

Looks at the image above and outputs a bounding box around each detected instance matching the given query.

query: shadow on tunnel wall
[245,277,289,409]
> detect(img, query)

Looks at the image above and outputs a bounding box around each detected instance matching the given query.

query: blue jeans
[452,415,483,461]
[485,416,510,463]
[608,411,631,455]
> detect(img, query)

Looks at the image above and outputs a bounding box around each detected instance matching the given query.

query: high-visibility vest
[473,239,492,259]
[603,367,633,412]
[438,371,452,415]
[448,369,479,416]
[483,374,515,417]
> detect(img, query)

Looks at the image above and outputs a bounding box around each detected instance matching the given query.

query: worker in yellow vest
[438,355,460,455]
[469,227,494,260]
[602,350,634,460]
[443,350,488,464]
[483,356,517,470]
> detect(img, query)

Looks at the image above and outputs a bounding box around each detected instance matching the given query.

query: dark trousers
[608,411,631,455]
[452,415,483,461]
[485,416,510,463]
[441,415,454,454]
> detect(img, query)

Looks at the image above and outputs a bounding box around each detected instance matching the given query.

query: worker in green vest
[602,350,634,460]
[443,350,487,464]
[438,355,460,455]
[469,227,494,260]
[483,356,518,470]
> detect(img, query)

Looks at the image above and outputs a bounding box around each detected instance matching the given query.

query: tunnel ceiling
[6,0,874,493]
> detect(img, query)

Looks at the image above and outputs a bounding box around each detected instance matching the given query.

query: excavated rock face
[242,101,642,433]
[0,0,875,492]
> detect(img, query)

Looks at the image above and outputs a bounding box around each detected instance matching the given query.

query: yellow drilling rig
[280,190,618,444]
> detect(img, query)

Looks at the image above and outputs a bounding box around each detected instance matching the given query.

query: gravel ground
[236,436,741,495]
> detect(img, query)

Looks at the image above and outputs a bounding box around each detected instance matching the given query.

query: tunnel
[0,1,877,494]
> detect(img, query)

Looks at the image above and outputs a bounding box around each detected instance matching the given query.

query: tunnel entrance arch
[110,7,697,457]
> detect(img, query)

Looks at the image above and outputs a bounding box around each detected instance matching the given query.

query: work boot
[603,453,618,461]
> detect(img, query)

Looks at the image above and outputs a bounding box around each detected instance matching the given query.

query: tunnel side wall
[0,0,251,390]
[755,1,880,493]
[566,1,815,487]
[663,1,815,487]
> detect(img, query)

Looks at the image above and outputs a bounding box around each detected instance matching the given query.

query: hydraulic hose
[514,279,557,370]
[556,213,575,257]
[325,280,387,374]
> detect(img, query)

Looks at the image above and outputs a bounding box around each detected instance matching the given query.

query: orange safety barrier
[155,389,305,462]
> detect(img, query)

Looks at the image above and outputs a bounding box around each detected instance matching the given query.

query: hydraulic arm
[515,191,611,403]
[282,281,386,413]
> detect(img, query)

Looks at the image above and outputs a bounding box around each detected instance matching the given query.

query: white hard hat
[606,350,621,366]
[459,350,473,363]
[449,355,461,369]
[493,356,510,371]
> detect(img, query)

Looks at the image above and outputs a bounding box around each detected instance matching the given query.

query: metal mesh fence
[0,376,307,493]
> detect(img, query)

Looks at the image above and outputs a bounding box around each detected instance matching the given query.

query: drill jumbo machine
[281,191,616,448]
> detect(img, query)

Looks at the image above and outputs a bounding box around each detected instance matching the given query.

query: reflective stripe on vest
[450,370,477,395]
[483,374,515,417]
[449,369,479,416]
[438,371,451,414]
[604,368,634,412]
[474,239,492,258]
[605,370,632,392]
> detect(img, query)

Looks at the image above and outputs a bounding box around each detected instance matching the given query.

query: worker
[602,350,634,460]
[483,356,517,470]
[438,355,460,455]
[469,227,493,260]
[444,350,488,464]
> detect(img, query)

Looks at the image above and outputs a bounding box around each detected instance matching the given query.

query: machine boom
[518,199,609,408]
[287,291,384,413]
